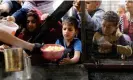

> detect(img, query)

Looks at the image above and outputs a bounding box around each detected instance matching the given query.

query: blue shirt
[55,38,82,53]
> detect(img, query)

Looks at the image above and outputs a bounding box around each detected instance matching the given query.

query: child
[56,16,82,65]
[92,11,132,59]
[17,10,41,42]
[119,0,133,40]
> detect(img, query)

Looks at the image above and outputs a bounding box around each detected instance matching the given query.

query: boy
[56,16,82,64]
[92,11,132,59]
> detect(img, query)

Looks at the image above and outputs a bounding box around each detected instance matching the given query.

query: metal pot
[4,48,24,72]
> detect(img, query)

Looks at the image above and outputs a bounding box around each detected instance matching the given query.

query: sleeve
[12,8,29,25]
[117,45,132,57]
[55,39,60,44]
[117,35,132,56]
[74,39,82,53]
[78,10,104,31]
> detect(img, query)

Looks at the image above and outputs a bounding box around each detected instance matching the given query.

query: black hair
[103,11,120,26]
[27,10,41,24]
[62,16,79,30]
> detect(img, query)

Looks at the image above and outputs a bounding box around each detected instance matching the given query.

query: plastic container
[0,20,19,35]
[41,44,65,61]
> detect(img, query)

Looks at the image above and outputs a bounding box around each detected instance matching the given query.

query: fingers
[67,53,70,58]
[59,58,70,65]
[6,16,15,22]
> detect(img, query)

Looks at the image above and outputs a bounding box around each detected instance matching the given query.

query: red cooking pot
[41,44,65,61]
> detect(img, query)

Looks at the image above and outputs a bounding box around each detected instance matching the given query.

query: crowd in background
[0,0,132,65]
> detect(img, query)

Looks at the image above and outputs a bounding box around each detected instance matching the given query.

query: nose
[28,22,32,26]
[64,29,69,34]
[125,1,128,6]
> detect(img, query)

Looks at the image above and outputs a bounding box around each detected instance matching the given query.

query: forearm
[70,51,80,64]
[0,30,34,51]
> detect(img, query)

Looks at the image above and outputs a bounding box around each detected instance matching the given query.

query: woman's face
[62,24,76,41]
[102,20,117,36]
[125,0,133,14]
[27,16,37,32]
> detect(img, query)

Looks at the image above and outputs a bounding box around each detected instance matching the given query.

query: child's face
[27,16,37,32]
[117,7,126,16]
[125,0,133,14]
[102,20,117,36]
[62,24,77,41]
[85,1,98,13]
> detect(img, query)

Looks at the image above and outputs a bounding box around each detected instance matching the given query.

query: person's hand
[100,41,112,50]
[59,53,71,65]
[98,47,111,53]
[6,16,15,22]
[0,44,10,52]
[73,0,81,12]
[31,43,43,54]
[98,41,112,53]
[41,13,49,20]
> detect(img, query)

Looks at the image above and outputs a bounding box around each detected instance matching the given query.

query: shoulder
[73,38,81,45]
[94,8,105,15]
[55,38,64,45]
[118,34,131,46]
[73,38,81,42]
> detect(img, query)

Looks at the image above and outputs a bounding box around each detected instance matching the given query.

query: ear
[96,2,100,7]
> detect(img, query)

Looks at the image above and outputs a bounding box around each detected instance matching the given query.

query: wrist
[112,44,117,53]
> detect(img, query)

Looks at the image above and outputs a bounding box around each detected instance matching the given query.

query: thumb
[67,53,70,58]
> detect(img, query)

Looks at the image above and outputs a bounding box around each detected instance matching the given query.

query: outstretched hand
[59,53,72,65]
[31,43,44,54]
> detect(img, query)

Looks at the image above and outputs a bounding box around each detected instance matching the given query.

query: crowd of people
[0,0,133,65]
[0,0,133,80]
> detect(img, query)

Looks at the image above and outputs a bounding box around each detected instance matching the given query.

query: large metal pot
[4,48,24,72]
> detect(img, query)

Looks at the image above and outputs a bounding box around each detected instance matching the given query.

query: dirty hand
[6,16,15,22]
[59,53,71,65]
[73,0,81,12]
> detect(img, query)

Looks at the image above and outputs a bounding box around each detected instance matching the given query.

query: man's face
[85,1,98,13]
[27,16,37,32]
[102,20,117,36]
[125,0,133,13]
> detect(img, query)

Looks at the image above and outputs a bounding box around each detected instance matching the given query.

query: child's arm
[60,39,82,65]
[59,51,80,64]
[70,51,80,63]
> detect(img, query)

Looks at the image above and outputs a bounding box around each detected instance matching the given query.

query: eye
[27,20,29,23]
[68,28,73,31]
[31,20,36,23]
[86,2,90,4]
[63,28,66,30]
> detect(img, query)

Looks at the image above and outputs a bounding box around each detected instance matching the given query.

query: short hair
[62,16,79,30]
[103,11,120,25]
